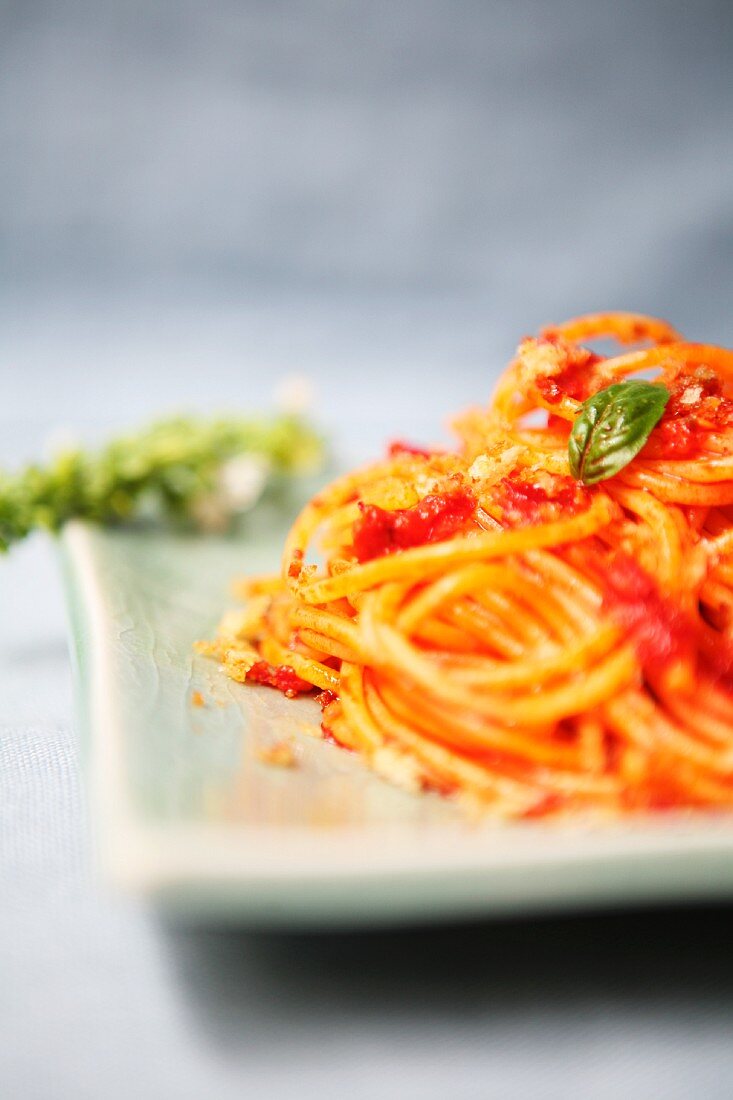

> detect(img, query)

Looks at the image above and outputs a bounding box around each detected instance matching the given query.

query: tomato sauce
[601,556,694,678]
[287,548,304,579]
[704,637,733,686]
[352,485,477,562]
[646,369,733,459]
[387,439,437,458]
[245,660,313,697]
[496,471,590,526]
[521,792,566,819]
[534,342,603,404]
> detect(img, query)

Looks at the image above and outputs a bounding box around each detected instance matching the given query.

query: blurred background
[3,0,733,464]
[3,3,733,1098]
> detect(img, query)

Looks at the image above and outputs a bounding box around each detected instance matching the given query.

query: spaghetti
[204,313,733,817]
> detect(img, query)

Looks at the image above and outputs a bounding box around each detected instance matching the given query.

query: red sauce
[705,640,733,686]
[646,369,733,459]
[318,696,355,752]
[496,471,590,526]
[352,485,477,562]
[534,343,603,404]
[521,792,566,819]
[287,548,304,579]
[602,557,733,689]
[601,556,695,678]
[652,418,699,458]
[245,660,313,697]
[387,439,437,458]
[320,722,337,747]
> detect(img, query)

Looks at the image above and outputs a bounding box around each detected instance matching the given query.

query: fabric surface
[3,593,733,1100]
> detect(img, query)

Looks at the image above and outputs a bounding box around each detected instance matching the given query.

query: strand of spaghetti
[363,622,637,727]
[578,716,606,775]
[640,457,733,484]
[281,452,465,576]
[661,688,733,747]
[704,526,733,558]
[289,604,362,651]
[524,549,603,610]
[280,460,401,574]
[661,762,733,807]
[472,584,554,648]
[603,342,733,379]
[619,467,733,505]
[396,563,522,634]
[440,601,533,659]
[605,691,733,777]
[415,615,493,653]
[298,495,617,604]
[699,577,733,618]
[336,663,388,753]
[376,677,623,799]
[543,312,682,347]
[257,637,340,691]
[707,562,733,594]
[439,626,622,691]
[508,567,600,644]
[605,484,684,590]
[362,677,547,810]
[294,629,358,664]
[371,676,583,770]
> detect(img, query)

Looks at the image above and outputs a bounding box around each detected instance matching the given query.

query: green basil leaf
[568,380,670,485]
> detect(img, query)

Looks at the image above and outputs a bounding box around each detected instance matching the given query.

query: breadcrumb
[256,741,298,768]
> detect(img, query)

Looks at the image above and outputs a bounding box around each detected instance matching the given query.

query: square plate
[61,502,733,927]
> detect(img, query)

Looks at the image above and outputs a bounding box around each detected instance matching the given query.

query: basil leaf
[568,380,670,485]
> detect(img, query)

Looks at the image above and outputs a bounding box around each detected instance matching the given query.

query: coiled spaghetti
[206,313,733,818]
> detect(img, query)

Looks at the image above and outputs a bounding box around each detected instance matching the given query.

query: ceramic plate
[61,499,733,927]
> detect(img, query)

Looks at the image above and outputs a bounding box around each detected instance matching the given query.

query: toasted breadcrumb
[191,690,205,708]
[370,746,423,793]
[221,646,259,682]
[256,740,297,768]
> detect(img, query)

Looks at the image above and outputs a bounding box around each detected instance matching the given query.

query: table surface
[2,301,733,1100]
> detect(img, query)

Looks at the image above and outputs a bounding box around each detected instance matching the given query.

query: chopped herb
[0,412,324,551]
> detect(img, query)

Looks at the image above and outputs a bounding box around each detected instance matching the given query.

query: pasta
[204,312,733,818]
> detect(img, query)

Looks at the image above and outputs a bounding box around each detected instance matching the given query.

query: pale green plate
[61,502,733,927]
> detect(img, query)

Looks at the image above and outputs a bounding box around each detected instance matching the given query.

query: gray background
[2,1,733,1097]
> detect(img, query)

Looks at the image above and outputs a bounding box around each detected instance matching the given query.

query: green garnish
[0,412,324,551]
[568,380,670,486]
